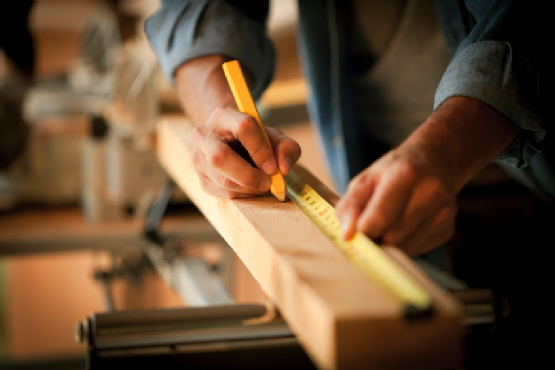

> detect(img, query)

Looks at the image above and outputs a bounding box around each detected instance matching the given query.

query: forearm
[405,96,522,192]
[175,55,237,126]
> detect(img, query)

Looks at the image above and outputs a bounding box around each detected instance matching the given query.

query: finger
[381,178,450,245]
[193,127,272,192]
[336,173,376,240]
[396,204,456,256]
[356,164,417,241]
[203,160,268,195]
[198,173,259,199]
[266,127,301,175]
[192,149,264,195]
[217,108,278,176]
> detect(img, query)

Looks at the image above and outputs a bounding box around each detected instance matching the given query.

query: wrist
[175,55,236,126]
[402,96,521,192]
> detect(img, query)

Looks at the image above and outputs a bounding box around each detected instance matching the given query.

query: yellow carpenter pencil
[222,60,286,201]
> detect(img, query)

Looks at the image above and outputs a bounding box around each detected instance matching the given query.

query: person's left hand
[335,96,523,256]
[335,144,458,256]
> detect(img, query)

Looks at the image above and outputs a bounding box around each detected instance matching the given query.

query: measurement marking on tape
[285,170,433,316]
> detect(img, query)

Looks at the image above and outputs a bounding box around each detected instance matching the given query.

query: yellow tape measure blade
[285,170,433,318]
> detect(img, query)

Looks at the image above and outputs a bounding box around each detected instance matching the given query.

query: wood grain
[156,116,464,370]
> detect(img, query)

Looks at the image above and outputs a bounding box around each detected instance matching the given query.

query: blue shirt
[145,0,553,193]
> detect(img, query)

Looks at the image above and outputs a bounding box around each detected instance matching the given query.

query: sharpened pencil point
[270,173,286,202]
[274,191,287,202]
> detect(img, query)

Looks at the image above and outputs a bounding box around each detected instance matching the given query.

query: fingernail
[259,179,271,192]
[262,160,277,175]
[340,215,353,241]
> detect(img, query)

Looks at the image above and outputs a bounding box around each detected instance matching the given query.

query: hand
[190,104,301,198]
[335,144,457,256]
[335,96,522,256]
[175,55,301,199]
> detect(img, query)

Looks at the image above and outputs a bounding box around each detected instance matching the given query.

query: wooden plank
[156,116,464,370]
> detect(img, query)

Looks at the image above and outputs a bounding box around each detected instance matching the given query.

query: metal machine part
[141,180,234,306]
[76,304,316,370]
[23,3,120,122]
[81,124,168,222]
[7,2,168,218]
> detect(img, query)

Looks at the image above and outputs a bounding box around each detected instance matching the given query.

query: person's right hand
[190,104,301,199]
[175,55,301,199]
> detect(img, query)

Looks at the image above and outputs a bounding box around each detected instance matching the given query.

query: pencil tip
[274,191,287,202]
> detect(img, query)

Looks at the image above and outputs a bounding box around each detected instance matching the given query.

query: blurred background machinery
[2,2,175,222]
[0,2,215,368]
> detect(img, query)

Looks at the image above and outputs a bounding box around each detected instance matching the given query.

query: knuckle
[427,178,443,194]
[222,176,236,190]
[207,148,226,168]
[349,173,370,190]
[426,177,450,198]
[395,161,419,182]
[236,116,257,136]
[191,126,205,141]
[350,174,363,187]
[213,105,229,119]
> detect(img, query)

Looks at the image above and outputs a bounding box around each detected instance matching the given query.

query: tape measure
[285,170,433,318]
[223,60,433,318]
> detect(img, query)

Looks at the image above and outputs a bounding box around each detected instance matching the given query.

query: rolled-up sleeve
[433,1,553,168]
[144,0,275,100]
